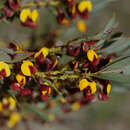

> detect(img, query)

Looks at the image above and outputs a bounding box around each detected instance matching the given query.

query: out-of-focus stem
[21,1,60,8]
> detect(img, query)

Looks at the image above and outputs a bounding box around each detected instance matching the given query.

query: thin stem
[21,1,60,8]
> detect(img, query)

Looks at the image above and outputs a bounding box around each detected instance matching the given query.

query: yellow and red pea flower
[0,61,11,79]
[0,97,20,128]
[79,79,96,95]
[34,47,49,63]
[9,42,22,51]
[0,97,16,111]
[56,8,69,25]
[12,72,32,95]
[20,8,39,28]
[99,83,112,101]
[77,0,92,19]
[39,82,52,101]
[16,73,26,85]
[87,49,99,66]
[67,0,77,19]
[21,60,36,76]
[11,73,26,92]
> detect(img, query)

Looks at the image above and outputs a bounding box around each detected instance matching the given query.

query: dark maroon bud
[41,95,49,101]
[3,6,14,18]
[82,42,88,52]
[86,41,97,45]
[67,46,80,57]
[73,61,79,70]
[11,82,21,92]
[8,0,20,11]
[20,89,32,96]
[92,56,100,66]
[82,63,89,68]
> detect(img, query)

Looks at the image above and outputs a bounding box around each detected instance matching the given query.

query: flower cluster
[0,97,21,128]
[0,36,115,128]
[57,0,92,25]
[1,0,39,29]
[0,1,127,128]
[0,0,92,30]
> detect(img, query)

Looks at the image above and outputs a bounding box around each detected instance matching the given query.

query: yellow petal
[16,73,26,85]
[34,47,49,59]
[48,87,51,95]
[7,113,21,128]
[79,79,89,91]
[60,97,66,103]
[31,9,39,22]
[77,20,86,32]
[72,102,80,111]
[107,84,111,95]
[87,50,98,62]
[48,113,55,121]
[0,61,11,77]
[0,102,3,112]
[78,0,92,13]
[89,81,96,94]
[62,18,69,25]
[42,90,48,95]
[72,4,76,14]
[21,60,33,76]
[20,8,31,23]
[8,97,16,110]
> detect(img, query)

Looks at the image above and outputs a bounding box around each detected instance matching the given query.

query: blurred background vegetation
[1,0,130,129]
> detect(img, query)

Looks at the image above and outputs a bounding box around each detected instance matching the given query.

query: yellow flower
[31,10,39,22]
[62,18,69,25]
[89,81,96,94]
[2,98,8,105]
[20,8,31,23]
[72,4,76,14]
[34,47,49,59]
[0,61,11,77]
[41,90,48,95]
[79,79,89,91]
[21,60,34,76]
[16,73,26,85]
[48,113,55,121]
[78,0,92,13]
[107,84,111,95]
[7,113,21,128]
[44,82,49,86]
[79,79,97,94]
[71,102,80,111]
[48,100,56,107]
[87,50,98,62]
[109,58,112,63]
[77,20,86,32]
[8,97,16,110]
[0,102,3,112]
[20,8,39,23]
[60,97,66,103]
[41,82,51,95]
